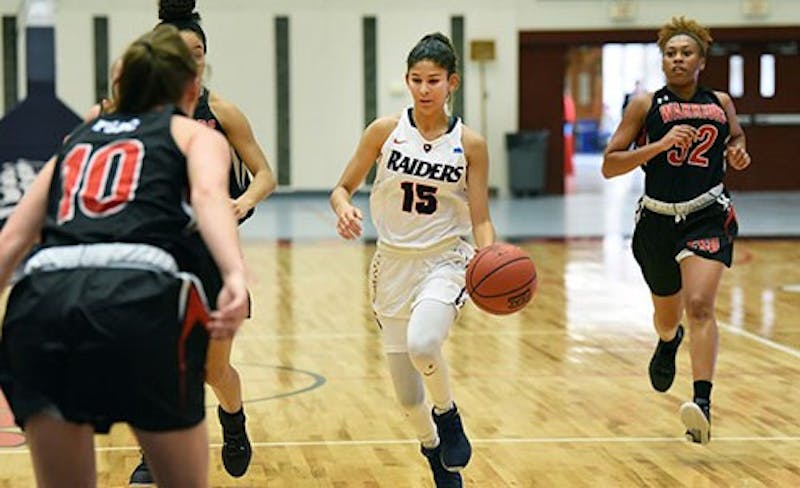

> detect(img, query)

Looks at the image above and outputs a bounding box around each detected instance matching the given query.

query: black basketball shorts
[0,268,210,433]
[632,200,738,297]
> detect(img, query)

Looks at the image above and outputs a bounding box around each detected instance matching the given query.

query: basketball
[466,242,537,315]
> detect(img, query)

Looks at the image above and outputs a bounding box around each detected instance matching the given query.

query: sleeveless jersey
[41,107,205,272]
[370,107,470,248]
[193,88,254,222]
[642,86,730,202]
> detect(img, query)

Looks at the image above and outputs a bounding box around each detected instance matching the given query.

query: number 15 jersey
[370,107,471,249]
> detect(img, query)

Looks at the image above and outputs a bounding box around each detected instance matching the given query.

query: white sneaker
[680,401,711,445]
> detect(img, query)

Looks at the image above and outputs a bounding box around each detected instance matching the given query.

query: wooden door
[704,39,800,191]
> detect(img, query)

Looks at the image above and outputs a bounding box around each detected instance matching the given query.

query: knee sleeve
[407,300,455,375]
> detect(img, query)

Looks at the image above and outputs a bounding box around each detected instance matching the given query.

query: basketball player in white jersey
[330,33,496,488]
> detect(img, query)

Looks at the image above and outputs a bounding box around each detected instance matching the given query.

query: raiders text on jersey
[386,149,464,183]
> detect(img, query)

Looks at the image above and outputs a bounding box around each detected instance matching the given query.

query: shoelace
[223,432,248,454]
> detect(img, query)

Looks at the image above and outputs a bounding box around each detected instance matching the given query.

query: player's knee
[684,296,714,325]
[407,337,441,376]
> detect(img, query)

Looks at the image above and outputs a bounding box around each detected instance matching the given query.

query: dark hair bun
[159,0,197,22]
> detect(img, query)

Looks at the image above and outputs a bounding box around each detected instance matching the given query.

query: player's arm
[211,93,276,219]
[603,92,696,178]
[462,125,495,250]
[716,91,751,171]
[330,116,395,239]
[177,118,248,338]
[0,157,55,287]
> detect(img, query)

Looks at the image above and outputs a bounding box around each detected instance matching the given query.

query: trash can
[506,130,548,196]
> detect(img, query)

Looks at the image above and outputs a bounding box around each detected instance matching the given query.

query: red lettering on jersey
[79,140,144,217]
[659,102,726,124]
[57,143,92,223]
[58,139,146,223]
[666,124,719,167]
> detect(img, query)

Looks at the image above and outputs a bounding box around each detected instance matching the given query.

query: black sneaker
[129,453,154,485]
[432,404,471,472]
[648,325,684,392]
[680,400,711,445]
[219,406,252,477]
[421,444,463,488]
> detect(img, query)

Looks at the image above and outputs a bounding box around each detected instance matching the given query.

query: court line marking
[719,321,800,359]
[4,435,800,454]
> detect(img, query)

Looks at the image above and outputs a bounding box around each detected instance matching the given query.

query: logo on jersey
[91,118,141,134]
[386,149,464,183]
[686,237,720,254]
[453,147,463,154]
[423,143,432,152]
[659,102,726,124]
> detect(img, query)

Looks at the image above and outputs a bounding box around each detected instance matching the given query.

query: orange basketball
[466,242,537,315]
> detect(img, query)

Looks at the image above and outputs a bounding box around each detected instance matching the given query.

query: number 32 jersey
[370,107,471,249]
[643,86,730,202]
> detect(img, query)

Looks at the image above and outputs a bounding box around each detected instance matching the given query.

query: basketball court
[1,1,800,486]
[1,178,798,486]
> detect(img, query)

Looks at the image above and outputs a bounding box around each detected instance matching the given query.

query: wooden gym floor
[1,237,798,487]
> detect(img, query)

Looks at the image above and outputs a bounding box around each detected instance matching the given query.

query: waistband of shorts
[24,243,179,275]
[376,236,463,256]
[641,183,724,217]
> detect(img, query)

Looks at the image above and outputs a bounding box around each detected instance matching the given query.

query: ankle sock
[661,325,683,351]
[693,380,712,404]
[219,406,246,431]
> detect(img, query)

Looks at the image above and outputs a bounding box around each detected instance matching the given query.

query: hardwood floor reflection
[1,238,798,487]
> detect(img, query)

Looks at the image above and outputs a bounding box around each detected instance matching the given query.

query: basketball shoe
[129,452,154,485]
[432,404,471,471]
[421,444,463,488]
[648,325,684,392]
[219,406,252,477]
[680,399,711,444]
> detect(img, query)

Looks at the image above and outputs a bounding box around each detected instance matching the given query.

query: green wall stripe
[275,16,290,186]
[450,15,464,118]
[93,16,109,104]
[363,16,377,184]
[2,16,18,113]
[363,16,377,127]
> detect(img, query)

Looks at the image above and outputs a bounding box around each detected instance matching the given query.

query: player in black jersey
[124,1,277,483]
[602,17,751,445]
[0,25,248,487]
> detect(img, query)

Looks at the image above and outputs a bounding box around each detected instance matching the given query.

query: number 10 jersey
[41,107,202,268]
[370,107,471,249]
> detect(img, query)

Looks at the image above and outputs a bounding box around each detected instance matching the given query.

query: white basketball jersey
[370,107,471,249]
